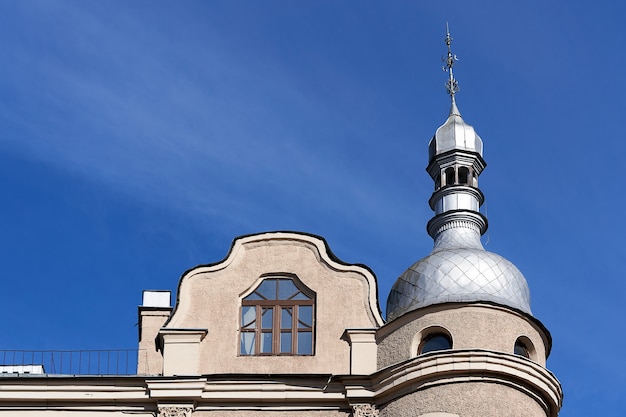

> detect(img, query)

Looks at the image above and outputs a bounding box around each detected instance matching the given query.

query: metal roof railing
[0,349,143,375]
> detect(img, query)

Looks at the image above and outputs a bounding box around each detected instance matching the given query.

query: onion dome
[428,99,483,161]
[386,226,532,321]
[386,27,532,321]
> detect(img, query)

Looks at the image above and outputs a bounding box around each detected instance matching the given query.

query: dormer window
[240,276,315,356]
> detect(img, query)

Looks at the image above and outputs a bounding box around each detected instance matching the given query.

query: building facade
[0,32,562,417]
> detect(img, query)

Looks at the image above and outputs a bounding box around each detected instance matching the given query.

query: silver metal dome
[386,228,532,321]
[389,28,533,322]
[428,100,483,161]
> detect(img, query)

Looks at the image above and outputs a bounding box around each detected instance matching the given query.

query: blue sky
[0,1,623,415]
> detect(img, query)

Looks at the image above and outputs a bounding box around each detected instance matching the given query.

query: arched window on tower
[514,336,535,360]
[458,167,470,185]
[514,340,530,358]
[240,276,315,356]
[419,332,452,354]
[444,167,456,186]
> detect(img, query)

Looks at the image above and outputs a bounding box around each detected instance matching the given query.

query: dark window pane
[280,331,292,353]
[278,279,299,300]
[256,279,277,300]
[281,308,293,329]
[298,306,313,328]
[240,333,255,355]
[261,332,273,353]
[514,341,530,358]
[297,331,312,355]
[261,308,273,329]
[420,334,452,354]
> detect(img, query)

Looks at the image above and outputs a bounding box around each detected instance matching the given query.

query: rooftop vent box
[142,290,171,308]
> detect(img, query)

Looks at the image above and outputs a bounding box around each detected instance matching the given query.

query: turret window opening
[240,276,315,356]
[513,336,535,360]
[458,167,470,185]
[419,332,452,354]
[444,167,456,186]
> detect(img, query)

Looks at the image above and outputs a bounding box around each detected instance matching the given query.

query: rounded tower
[377,28,562,417]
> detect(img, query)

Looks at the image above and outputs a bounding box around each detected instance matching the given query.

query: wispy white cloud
[0,1,427,241]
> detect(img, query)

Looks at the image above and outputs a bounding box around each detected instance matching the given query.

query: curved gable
[162,231,383,375]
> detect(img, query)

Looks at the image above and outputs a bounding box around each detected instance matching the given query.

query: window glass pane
[240,332,255,355]
[241,306,256,328]
[297,331,312,355]
[421,334,452,354]
[280,331,292,353]
[261,332,273,353]
[256,279,277,300]
[261,308,273,329]
[298,306,313,328]
[281,308,293,329]
[291,292,311,300]
[514,341,530,358]
[244,292,263,301]
[278,279,299,300]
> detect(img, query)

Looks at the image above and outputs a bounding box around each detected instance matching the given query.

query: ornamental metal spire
[443,23,459,99]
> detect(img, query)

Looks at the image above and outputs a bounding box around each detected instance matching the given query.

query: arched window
[514,337,534,360]
[514,341,530,358]
[240,276,315,356]
[419,333,452,354]
[458,167,470,185]
[444,167,455,186]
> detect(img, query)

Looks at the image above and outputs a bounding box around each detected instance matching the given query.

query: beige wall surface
[380,382,547,417]
[0,412,152,417]
[377,303,549,369]
[161,233,383,375]
[194,411,349,417]
[138,307,170,375]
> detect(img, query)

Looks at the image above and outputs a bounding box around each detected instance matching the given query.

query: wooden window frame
[240,277,315,356]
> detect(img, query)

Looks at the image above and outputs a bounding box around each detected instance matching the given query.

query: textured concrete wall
[137,308,170,375]
[163,233,381,375]
[380,382,547,417]
[377,303,548,369]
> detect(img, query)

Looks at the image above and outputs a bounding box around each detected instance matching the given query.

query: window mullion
[273,305,280,354]
[255,305,262,355]
[292,305,298,354]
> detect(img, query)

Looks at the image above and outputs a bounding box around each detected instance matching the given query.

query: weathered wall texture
[380,381,547,417]
[377,303,549,369]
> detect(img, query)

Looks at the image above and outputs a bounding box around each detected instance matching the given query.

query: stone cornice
[0,351,562,416]
[342,350,562,417]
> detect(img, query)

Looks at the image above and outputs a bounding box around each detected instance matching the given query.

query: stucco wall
[137,307,170,375]
[162,233,382,375]
[377,303,549,369]
[380,381,547,417]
